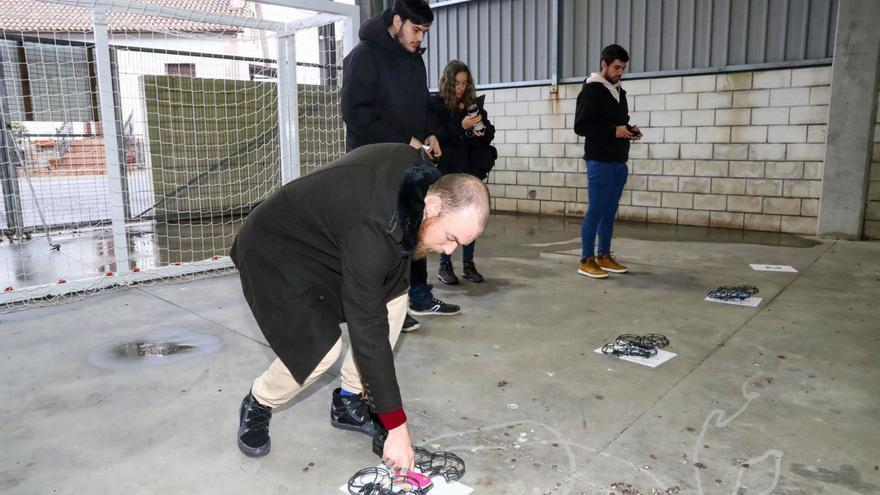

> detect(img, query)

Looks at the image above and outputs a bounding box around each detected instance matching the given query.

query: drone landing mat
[704,296,763,307]
[749,264,797,273]
[593,347,677,368]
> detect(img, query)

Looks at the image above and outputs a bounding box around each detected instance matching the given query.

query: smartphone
[626,124,642,137]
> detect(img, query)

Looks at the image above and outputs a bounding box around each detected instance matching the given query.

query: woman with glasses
[429,60,496,285]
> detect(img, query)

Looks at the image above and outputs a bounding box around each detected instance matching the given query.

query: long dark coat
[230,144,441,413]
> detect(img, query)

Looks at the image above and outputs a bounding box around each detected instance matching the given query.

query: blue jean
[439,241,476,264]
[409,257,433,305]
[581,160,628,259]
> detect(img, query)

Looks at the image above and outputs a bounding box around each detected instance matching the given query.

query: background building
[363,0,879,239]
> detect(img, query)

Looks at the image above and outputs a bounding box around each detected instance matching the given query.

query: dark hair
[428,173,491,228]
[439,60,476,110]
[600,44,629,68]
[393,0,434,26]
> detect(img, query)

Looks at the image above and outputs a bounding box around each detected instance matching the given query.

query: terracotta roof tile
[0,0,254,33]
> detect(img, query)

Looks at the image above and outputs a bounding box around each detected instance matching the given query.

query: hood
[390,155,442,255]
[359,9,426,57]
[586,73,621,102]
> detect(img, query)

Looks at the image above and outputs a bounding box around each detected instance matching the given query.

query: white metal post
[277,32,300,185]
[342,7,359,57]
[549,0,559,94]
[92,9,131,275]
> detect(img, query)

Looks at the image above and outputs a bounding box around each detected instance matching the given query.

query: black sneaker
[401,314,421,333]
[462,261,485,283]
[408,297,461,316]
[238,391,272,458]
[438,261,459,285]
[330,388,378,437]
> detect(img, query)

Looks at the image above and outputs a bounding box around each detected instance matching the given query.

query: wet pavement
[0,220,241,289]
[1,213,878,494]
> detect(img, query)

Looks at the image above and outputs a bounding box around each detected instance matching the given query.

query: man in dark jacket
[341,0,458,332]
[233,143,489,471]
[341,0,440,155]
[573,44,641,279]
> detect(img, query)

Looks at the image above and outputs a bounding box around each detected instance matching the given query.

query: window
[165,63,196,77]
[249,64,277,81]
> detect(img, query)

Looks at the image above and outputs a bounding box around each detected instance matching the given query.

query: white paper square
[340,465,473,495]
[704,295,763,307]
[593,347,677,368]
[750,264,797,273]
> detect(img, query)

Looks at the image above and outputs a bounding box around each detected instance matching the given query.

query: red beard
[412,216,440,259]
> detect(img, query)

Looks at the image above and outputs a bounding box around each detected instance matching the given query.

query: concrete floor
[1,213,878,495]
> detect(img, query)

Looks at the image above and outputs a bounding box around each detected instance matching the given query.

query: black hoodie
[341,10,435,152]
[573,81,631,162]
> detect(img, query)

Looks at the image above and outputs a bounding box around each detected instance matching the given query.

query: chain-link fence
[0,0,355,309]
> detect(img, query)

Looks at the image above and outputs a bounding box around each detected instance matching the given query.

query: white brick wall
[868,101,880,238]
[682,110,715,126]
[716,109,751,126]
[733,90,769,107]
[651,77,683,94]
[697,126,731,143]
[665,93,698,110]
[650,110,682,127]
[484,67,831,235]
[681,143,713,159]
[698,92,733,109]
[753,70,791,89]
[768,125,807,143]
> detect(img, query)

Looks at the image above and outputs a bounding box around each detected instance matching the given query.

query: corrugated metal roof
[0,0,255,33]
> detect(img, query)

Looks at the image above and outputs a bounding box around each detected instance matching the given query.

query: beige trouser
[251,293,409,408]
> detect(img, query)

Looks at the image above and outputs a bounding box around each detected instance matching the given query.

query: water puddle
[88,330,222,369]
[613,222,821,247]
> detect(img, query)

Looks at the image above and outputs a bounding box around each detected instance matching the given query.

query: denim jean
[439,241,476,264]
[581,160,628,260]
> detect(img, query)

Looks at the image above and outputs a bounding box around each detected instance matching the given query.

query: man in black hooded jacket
[342,0,440,155]
[342,0,460,333]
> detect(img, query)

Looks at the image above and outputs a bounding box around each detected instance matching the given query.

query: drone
[601,333,670,358]
[346,466,431,495]
[346,447,465,495]
[707,285,759,300]
[414,446,465,482]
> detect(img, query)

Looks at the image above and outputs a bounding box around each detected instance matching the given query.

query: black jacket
[430,94,496,179]
[573,81,631,162]
[341,10,434,151]
[230,144,441,414]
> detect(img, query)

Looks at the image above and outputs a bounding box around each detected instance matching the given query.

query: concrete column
[817,0,880,239]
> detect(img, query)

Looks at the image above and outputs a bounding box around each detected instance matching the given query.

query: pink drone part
[395,469,434,492]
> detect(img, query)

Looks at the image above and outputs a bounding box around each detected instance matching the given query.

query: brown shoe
[597,253,628,273]
[578,256,609,279]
